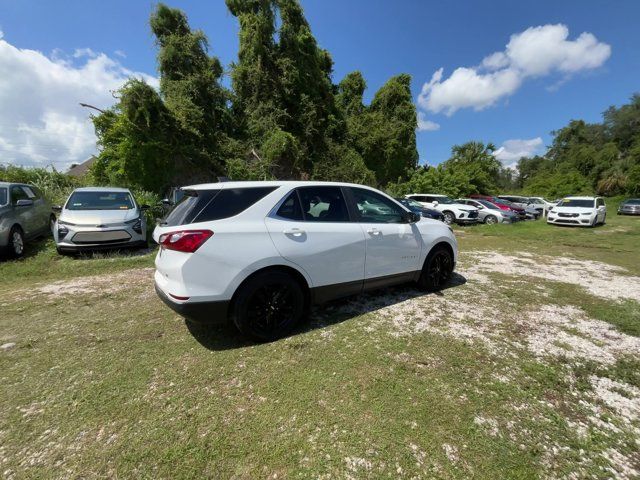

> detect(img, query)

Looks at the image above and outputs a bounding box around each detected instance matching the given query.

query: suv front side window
[11,186,29,204]
[350,188,406,223]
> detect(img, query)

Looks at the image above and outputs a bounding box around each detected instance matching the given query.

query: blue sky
[1,0,639,169]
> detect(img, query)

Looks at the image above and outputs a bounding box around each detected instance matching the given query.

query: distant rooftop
[67,156,96,177]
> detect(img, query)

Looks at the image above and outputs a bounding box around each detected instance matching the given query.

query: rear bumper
[155,283,229,324]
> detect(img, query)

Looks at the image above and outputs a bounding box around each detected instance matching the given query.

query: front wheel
[417,246,454,292]
[442,211,455,225]
[231,270,305,342]
[485,215,498,225]
[8,226,25,258]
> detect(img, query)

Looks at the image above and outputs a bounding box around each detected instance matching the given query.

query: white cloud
[418,24,611,116]
[416,112,440,131]
[493,137,544,168]
[0,36,157,169]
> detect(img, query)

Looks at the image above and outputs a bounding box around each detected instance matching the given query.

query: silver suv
[0,182,55,257]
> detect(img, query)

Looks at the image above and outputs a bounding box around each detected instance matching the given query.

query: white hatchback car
[547,196,607,227]
[153,181,458,341]
[54,187,149,254]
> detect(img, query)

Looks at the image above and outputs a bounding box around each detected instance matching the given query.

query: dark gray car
[0,182,54,257]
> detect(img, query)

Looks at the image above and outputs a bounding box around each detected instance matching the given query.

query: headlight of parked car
[126,217,143,234]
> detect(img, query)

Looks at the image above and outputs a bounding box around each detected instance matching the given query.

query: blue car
[395,198,445,222]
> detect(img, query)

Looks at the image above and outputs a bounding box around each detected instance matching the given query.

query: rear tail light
[158,229,213,253]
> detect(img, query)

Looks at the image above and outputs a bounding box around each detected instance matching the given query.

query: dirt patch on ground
[313,253,640,479]
[3,268,154,303]
[464,251,640,302]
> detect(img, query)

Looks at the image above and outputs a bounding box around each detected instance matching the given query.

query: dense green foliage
[0,164,80,205]
[387,141,502,197]
[89,1,418,192]
[517,94,640,198]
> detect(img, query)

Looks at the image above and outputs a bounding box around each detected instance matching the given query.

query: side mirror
[52,205,62,213]
[140,204,150,211]
[161,198,172,205]
[405,211,420,223]
[477,205,484,210]
[16,199,34,207]
[432,201,439,207]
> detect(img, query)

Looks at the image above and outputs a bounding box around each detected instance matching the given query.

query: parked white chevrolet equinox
[153,181,458,341]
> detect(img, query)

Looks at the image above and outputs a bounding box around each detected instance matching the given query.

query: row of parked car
[2,179,639,259]
[400,194,550,225]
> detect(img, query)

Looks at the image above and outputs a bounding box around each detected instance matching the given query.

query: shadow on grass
[186,272,467,351]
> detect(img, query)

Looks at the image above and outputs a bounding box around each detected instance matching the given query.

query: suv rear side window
[276,191,304,220]
[163,187,276,226]
[0,187,7,206]
[297,186,350,222]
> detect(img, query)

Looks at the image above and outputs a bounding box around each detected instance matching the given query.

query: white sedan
[547,196,606,227]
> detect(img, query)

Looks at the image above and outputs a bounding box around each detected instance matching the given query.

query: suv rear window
[163,187,277,226]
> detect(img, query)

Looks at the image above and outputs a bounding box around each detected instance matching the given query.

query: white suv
[405,194,479,225]
[547,196,606,227]
[153,181,458,341]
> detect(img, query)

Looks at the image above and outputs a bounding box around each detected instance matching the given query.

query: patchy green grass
[1,209,639,478]
[457,196,640,275]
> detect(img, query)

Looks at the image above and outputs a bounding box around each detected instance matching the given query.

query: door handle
[367,228,381,236]
[283,228,305,237]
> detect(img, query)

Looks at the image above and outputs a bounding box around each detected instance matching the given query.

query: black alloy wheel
[232,270,305,341]
[418,246,454,292]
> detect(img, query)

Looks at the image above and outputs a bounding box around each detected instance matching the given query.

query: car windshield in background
[624,199,640,205]
[557,199,595,208]
[405,199,423,209]
[478,200,499,210]
[0,187,7,206]
[67,191,135,210]
[435,197,454,204]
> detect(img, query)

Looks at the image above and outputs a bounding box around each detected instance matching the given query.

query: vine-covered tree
[91,1,420,191]
[91,4,229,191]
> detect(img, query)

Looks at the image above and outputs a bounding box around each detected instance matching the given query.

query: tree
[91,3,230,191]
[91,79,176,192]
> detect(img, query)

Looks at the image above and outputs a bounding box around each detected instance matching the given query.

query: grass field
[1,199,639,479]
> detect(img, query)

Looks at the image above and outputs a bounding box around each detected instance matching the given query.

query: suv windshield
[66,191,135,210]
[0,187,7,206]
[557,199,595,208]
[433,196,454,204]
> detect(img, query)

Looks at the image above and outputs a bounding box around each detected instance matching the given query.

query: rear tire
[417,246,454,292]
[485,215,498,225]
[231,270,305,342]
